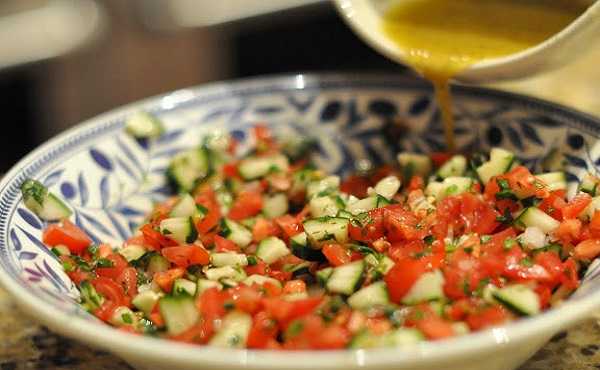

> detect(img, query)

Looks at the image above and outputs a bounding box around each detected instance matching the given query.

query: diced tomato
[42,220,92,254]
[340,175,371,198]
[466,306,510,330]
[322,244,351,266]
[96,253,128,279]
[561,258,580,290]
[538,190,567,220]
[116,267,138,298]
[194,189,221,234]
[91,276,127,312]
[245,259,268,276]
[231,284,262,314]
[384,206,427,242]
[196,287,228,320]
[274,215,302,238]
[554,219,582,246]
[214,235,241,252]
[574,238,600,260]
[534,251,565,284]
[222,163,239,178]
[506,166,549,199]
[161,245,210,268]
[153,267,185,293]
[283,280,306,295]
[149,308,165,327]
[140,223,177,250]
[94,300,119,322]
[247,311,278,349]
[416,317,455,340]
[562,192,592,220]
[262,296,323,326]
[228,190,263,221]
[430,152,453,167]
[252,218,281,242]
[384,258,429,303]
[348,208,385,243]
[171,319,212,344]
[97,244,113,258]
[67,269,94,286]
[589,211,600,237]
[253,124,275,150]
[268,269,292,282]
[407,175,425,191]
[535,284,552,309]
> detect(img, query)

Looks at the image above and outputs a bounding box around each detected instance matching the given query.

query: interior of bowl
[2,73,600,356]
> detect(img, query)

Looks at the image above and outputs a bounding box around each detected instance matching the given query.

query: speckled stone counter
[1,286,599,370]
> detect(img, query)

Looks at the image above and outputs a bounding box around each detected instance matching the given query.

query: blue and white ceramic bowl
[1,73,600,370]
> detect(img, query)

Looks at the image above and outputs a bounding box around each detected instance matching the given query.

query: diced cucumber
[381,328,425,347]
[21,179,72,221]
[238,154,289,180]
[303,217,349,246]
[364,253,395,275]
[493,284,540,316]
[536,172,567,191]
[579,173,598,196]
[204,266,246,282]
[397,153,432,178]
[167,148,209,192]
[173,278,196,297]
[309,195,341,218]
[209,311,252,348]
[336,210,354,219]
[211,252,248,267]
[220,218,253,248]
[256,237,290,264]
[263,193,289,219]
[125,111,164,139]
[170,193,202,218]
[326,260,365,295]
[401,269,445,305]
[281,136,317,161]
[147,254,169,275]
[159,217,197,244]
[451,322,470,336]
[438,177,474,199]
[159,295,199,336]
[52,245,71,257]
[290,232,325,261]
[110,306,138,326]
[373,176,401,200]
[348,330,381,349]
[80,280,104,311]
[476,147,515,183]
[437,155,467,179]
[316,267,333,286]
[425,181,444,198]
[347,281,389,309]
[515,207,559,233]
[306,176,340,198]
[346,195,390,215]
[132,290,160,315]
[243,274,282,288]
[118,244,146,262]
[581,196,600,221]
[196,279,222,296]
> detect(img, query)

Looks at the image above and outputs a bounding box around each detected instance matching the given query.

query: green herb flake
[520,257,534,267]
[122,313,133,324]
[51,248,62,257]
[424,235,435,245]
[162,228,172,235]
[87,244,99,256]
[247,255,258,266]
[480,235,491,244]
[285,320,305,338]
[503,238,516,251]
[445,184,459,195]
[62,261,75,272]
[96,258,115,268]
[496,208,513,225]
[223,301,235,310]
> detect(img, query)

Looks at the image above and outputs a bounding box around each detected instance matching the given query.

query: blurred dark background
[0,0,404,173]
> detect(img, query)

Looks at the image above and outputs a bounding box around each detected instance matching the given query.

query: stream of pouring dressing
[381,0,586,151]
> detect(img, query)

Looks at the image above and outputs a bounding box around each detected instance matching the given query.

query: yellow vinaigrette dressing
[381,0,585,151]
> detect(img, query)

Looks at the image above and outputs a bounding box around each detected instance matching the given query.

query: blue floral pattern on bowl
[2,73,600,321]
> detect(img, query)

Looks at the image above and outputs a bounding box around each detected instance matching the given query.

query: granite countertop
[1,287,600,369]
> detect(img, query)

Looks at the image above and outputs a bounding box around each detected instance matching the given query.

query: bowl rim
[1,72,600,368]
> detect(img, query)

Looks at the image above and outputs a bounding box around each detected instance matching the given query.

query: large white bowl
[2,73,600,370]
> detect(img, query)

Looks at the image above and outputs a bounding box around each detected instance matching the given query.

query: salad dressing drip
[381,0,585,151]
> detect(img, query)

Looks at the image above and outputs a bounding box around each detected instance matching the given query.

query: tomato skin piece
[384,206,426,242]
[153,268,185,293]
[196,287,228,320]
[538,190,567,220]
[231,284,262,314]
[562,192,592,220]
[417,317,455,340]
[322,244,351,266]
[247,311,278,349]
[170,319,212,344]
[384,258,428,303]
[274,215,302,238]
[91,276,127,314]
[214,235,241,253]
[140,223,177,250]
[554,219,582,246]
[252,218,281,242]
[194,189,221,234]
[340,175,371,198]
[262,296,323,327]
[161,245,210,268]
[228,190,263,221]
[245,259,268,276]
[561,258,580,290]
[42,220,92,254]
[466,306,510,330]
[96,253,128,279]
[574,238,600,260]
[589,211,600,237]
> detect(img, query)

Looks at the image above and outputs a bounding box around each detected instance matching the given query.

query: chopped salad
[20,113,600,349]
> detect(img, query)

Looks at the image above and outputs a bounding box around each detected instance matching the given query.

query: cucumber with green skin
[21,179,72,221]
